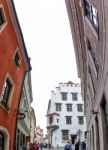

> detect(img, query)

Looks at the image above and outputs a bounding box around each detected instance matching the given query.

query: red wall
[0,0,27,149]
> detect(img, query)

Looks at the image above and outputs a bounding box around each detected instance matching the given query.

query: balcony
[46,112,59,132]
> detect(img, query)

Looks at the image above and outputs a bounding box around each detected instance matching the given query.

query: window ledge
[0,22,7,33]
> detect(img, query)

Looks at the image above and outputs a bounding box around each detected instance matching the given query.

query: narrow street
[43,148,64,150]
[1,0,108,150]
[42,146,75,150]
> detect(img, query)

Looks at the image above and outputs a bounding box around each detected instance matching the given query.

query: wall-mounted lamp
[15,109,26,119]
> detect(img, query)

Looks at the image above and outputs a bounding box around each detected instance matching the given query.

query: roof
[66,81,74,84]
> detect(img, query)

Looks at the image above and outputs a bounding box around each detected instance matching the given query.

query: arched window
[0,131,4,150]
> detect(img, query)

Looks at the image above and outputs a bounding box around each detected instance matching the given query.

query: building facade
[15,72,33,150]
[46,81,86,148]
[30,107,36,144]
[65,0,108,150]
[36,126,44,143]
[0,0,31,149]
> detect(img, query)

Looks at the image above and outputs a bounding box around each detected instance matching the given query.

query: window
[87,40,99,73]
[1,75,14,110]
[1,78,13,110]
[66,104,72,112]
[77,104,83,112]
[84,0,99,33]
[78,116,84,124]
[14,50,21,68]
[49,116,53,124]
[66,116,72,124]
[72,93,78,101]
[55,103,61,111]
[62,130,69,140]
[57,119,59,123]
[0,8,4,26]
[61,92,67,100]
[0,5,7,32]
[0,132,4,150]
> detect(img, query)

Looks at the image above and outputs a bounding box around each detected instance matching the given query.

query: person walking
[64,141,72,150]
[75,141,80,150]
[30,143,35,150]
[22,143,26,150]
[35,142,40,150]
[40,143,44,150]
[81,141,86,150]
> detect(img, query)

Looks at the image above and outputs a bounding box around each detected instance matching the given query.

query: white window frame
[0,4,8,33]
[0,74,14,111]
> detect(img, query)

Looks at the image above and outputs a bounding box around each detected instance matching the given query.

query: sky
[14,0,80,134]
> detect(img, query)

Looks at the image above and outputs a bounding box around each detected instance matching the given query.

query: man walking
[64,141,72,150]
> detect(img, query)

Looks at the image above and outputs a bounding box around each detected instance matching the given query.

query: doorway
[71,134,77,144]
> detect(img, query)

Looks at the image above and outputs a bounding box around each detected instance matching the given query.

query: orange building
[0,0,31,149]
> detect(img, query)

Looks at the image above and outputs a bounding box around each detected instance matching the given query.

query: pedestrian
[75,141,79,150]
[22,143,26,150]
[81,141,86,150]
[64,141,72,150]
[48,143,51,149]
[40,143,43,150]
[30,143,35,150]
[35,142,40,150]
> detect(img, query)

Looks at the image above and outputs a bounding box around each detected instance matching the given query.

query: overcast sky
[14,0,80,134]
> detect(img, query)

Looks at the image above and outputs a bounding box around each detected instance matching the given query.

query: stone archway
[0,126,9,150]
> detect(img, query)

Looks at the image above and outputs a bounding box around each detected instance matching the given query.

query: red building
[0,0,31,149]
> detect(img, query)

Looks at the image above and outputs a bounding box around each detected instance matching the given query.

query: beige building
[65,0,108,150]
[30,107,36,143]
[36,126,44,143]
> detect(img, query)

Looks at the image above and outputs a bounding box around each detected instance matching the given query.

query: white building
[46,81,86,148]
